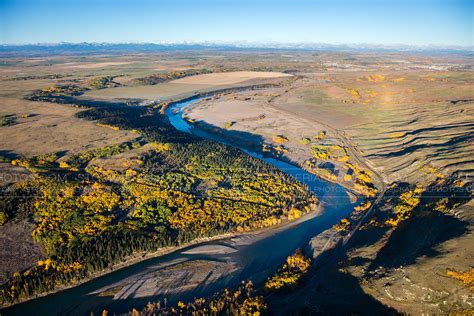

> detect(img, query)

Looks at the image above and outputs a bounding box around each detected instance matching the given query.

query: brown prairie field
[0,51,472,314]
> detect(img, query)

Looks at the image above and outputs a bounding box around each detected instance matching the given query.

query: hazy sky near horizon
[1,0,472,46]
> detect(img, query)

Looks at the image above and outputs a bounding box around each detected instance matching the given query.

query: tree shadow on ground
[191,119,267,154]
[367,179,472,272]
[273,179,472,315]
[265,248,401,315]
[0,150,20,160]
[368,209,468,271]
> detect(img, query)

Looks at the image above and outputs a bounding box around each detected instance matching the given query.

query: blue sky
[1,0,472,46]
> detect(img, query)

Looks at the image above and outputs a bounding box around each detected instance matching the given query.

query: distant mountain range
[1,42,472,57]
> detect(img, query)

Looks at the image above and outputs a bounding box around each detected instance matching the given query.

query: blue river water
[3,96,356,316]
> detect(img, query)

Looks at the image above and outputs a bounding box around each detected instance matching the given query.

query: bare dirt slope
[0,52,472,314]
[0,98,138,158]
[179,64,474,314]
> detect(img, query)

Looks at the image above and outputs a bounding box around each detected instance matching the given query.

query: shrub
[273,135,289,144]
[333,218,350,232]
[129,281,266,315]
[264,249,311,292]
[446,268,474,291]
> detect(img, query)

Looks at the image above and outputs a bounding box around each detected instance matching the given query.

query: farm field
[0,49,472,315]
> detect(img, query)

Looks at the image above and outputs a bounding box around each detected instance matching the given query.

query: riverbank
[1,203,325,312]
[178,89,377,196]
[3,90,355,315]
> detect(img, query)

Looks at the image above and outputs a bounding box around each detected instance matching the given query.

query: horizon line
[1,41,473,50]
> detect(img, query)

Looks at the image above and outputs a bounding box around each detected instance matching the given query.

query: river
[3,95,356,315]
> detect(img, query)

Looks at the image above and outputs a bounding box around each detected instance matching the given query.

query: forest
[0,84,315,304]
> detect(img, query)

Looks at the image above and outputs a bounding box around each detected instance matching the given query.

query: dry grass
[61,62,133,69]
[0,98,138,158]
[0,221,43,284]
[172,71,292,85]
[83,82,216,100]
[0,52,472,314]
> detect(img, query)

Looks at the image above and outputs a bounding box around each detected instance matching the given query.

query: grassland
[0,50,472,314]
[0,54,318,307]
